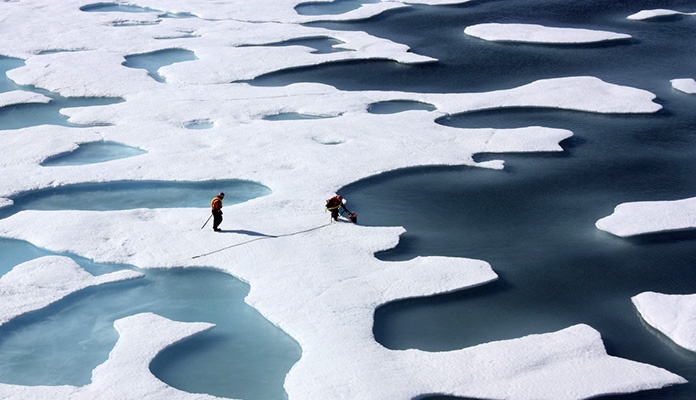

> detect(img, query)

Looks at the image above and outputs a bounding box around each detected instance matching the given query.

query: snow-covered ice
[464,23,631,44]
[0,0,689,398]
[0,91,51,108]
[628,9,696,21]
[597,196,696,356]
[633,292,696,353]
[671,78,696,94]
[595,197,696,237]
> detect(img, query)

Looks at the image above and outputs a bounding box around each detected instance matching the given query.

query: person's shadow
[219,229,277,238]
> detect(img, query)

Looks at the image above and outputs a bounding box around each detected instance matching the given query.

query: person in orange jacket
[211,192,225,231]
[325,195,357,223]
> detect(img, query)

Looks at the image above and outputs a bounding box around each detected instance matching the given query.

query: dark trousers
[212,210,223,230]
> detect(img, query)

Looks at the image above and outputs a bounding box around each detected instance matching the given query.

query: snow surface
[633,292,696,353]
[595,197,696,237]
[464,23,631,44]
[0,0,687,399]
[627,9,696,21]
[671,78,696,94]
[0,91,51,108]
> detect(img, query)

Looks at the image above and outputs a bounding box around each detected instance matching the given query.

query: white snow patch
[671,78,696,94]
[0,90,51,108]
[596,197,696,237]
[628,9,696,20]
[633,292,696,353]
[464,23,631,44]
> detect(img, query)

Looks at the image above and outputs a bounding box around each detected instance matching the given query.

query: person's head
[218,192,225,199]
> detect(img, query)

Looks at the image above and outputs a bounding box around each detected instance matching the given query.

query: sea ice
[671,78,696,94]
[0,0,687,398]
[632,292,696,353]
[595,197,696,237]
[0,91,51,108]
[464,23,631,44]
[627,9,696,21]
[596,194,696,361]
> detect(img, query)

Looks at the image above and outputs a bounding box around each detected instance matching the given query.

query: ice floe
[596,197,696,237]
[464,23,631,44]
[671,78,696,94]
[0,91,51,108]
[628,9,696,21]
[633,292,696,353]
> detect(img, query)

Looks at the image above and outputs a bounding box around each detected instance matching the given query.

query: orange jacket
[211,196,223,211]
[326,196,342,210]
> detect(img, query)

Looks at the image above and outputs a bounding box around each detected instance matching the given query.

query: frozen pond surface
[123,49,198,83]
[0,179,270,219]
[40,141,147,166]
